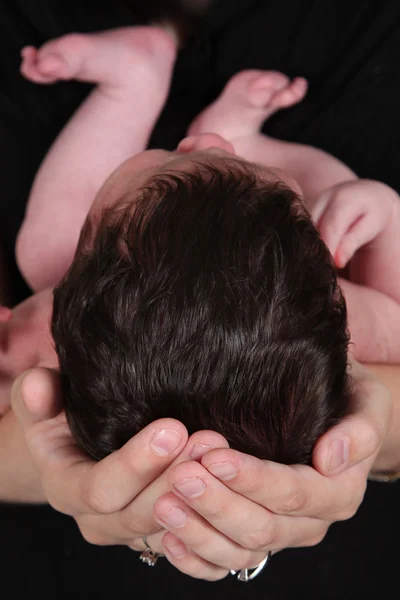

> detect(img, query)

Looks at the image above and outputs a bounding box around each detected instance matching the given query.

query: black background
[1,1,399,597]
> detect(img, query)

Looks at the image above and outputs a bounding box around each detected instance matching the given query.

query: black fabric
[1,481,399,599]
[1,0,399,597]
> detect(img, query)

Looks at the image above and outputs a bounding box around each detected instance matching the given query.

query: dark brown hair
[52,163,350,464]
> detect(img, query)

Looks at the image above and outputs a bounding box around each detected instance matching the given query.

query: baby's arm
[17,27,176,292]
[311,180,400,362]
[312,180,400,301]
[243,136,400,361]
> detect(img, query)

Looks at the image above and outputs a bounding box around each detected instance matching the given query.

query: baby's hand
[311,180,396,269]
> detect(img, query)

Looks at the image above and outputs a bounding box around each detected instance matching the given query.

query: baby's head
[52,143,350,464]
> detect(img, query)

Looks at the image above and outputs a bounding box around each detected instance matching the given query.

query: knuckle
[119,511,149,537]
[203,500,229,520]
[302,523,330,547]
[279,481,307,514]
[240,527,274,551]
[80,482,113,514]
[78,525,109,547]
[243,473,264,496]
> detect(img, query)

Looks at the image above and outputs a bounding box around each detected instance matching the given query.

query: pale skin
[0,26,397,580]
[16,30,400,363]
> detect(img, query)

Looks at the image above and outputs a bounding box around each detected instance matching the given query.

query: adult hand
[11,360,392,582]
[11,367,229,549]
[145,358,392,580]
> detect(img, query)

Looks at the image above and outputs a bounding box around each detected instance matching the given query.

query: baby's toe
[37,53,69,78]
[248,71,290,107]
[270,77,308,108]
[20,60,41,83]
[21,46,37,61]
[290,77,308,101]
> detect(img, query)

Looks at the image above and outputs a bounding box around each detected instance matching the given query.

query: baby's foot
[20,26,177,101]
[188,70,307,139]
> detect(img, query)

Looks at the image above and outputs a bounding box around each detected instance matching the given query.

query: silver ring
[139,536,164,567]
[230,552,272,582]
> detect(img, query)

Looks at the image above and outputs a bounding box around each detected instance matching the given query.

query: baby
[10,26,400,463]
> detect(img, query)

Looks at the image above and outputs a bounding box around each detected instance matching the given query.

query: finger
[12,368,189,516]
[161,533,229,581]
[74,431,230,545]
[11,368,63,424]
[50,417,188,516]
[129,528,166,553]
[313,358,392,475]
[77,518,167,550]
[154,492,266,570]
[310,189,332,225]
[167,460,352,541]
[202,450,367,519]
[318,203,364,259]
[113,430,230,539]
[271,77,308,108]
[335,213,380,268]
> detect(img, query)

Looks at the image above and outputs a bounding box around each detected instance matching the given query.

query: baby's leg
[188,70,307,139]
[17,27,177,291]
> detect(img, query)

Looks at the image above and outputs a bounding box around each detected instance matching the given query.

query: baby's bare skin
[188,70,400,361]
[14,26,400,365]
[17,27,177,291]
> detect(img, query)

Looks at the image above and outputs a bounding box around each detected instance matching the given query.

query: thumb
[312,360,392,476]
[11,367,63,428]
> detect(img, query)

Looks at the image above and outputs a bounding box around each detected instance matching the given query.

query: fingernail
[206,461,237,481]
[165,542,186,558]
[150,429,182,456]
[159,507,187,528]
[174,477,206,498]
[190,443,215,460]
[327,438,349,473]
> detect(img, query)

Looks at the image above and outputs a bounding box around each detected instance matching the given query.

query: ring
[139,536,164,567]
[230,552,272,582]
